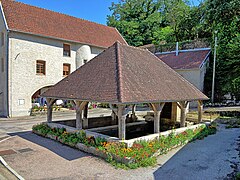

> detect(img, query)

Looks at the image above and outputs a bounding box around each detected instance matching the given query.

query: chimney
[176,42,179,56]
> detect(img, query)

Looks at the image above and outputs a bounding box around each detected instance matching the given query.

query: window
[63,63,71,76]
[63,44,71,57]
[1,58,4,72]
[84,59,87,64]
[36,60,46,75]
[1,32,4,46]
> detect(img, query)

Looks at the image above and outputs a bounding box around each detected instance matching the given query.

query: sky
[17,0,200,25]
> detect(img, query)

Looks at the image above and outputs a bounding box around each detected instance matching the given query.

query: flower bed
[32,123,217,169]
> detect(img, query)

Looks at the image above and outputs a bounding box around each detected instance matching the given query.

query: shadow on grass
[7,131,88,161]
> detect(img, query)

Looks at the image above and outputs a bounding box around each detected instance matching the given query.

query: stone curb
[0,156,25,180]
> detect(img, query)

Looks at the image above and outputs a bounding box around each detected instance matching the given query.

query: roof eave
[41,95,209,105]
[9,29,108,49]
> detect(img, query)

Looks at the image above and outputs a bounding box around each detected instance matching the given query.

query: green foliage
[203,0,240,100]
[236,172,240,180]
[107,0,165,46]
[32,124,106,147]
[107,0,206,45]
[33,124,216,169]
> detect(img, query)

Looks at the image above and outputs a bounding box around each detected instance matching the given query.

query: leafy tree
[107,0,164,46]
[204,0,240,100]
[164,0,190,41]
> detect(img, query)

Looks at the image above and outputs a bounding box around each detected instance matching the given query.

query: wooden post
[109,104,118,123]
[117,105,128,140]
[132,104,137,121]
[177,101,189,127]
[171,102,177,127]
[75,101,88,130]
[198,100,203,123]
[46,98,56,123]
[83,102,89,119]
[151,103,165,133]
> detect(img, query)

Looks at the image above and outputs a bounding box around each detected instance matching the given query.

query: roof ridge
[115,42,123,103]
[12,0,115,29]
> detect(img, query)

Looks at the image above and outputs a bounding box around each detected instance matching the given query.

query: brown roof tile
[1,0,127,48]
[155,49,211,69]
[42,42,208,103]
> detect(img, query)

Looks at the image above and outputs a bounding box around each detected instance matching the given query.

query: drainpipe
[176,42,179,56]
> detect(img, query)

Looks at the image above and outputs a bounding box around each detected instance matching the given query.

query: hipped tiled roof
[42,42,208,104]
[1,0,127,48]
[156,49,211,69]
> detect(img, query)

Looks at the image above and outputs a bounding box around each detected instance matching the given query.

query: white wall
[0,4,8,117]
[176,69,201,90]
[176,69,201,108]
[8,32,104,117]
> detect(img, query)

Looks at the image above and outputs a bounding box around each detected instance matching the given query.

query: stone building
[0,0,127,117]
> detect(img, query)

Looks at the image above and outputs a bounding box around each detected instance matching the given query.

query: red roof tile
[1,0,127,48]
[42,42,208,103]
[155,49,211,69]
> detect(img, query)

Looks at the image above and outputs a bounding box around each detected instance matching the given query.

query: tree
[107,0,165,46]
[164,0,190,41]
[203,0,240,100]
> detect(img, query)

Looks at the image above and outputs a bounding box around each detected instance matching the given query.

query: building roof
[42,42,208,104]
[155,49,211,70]
[1,0,127,48]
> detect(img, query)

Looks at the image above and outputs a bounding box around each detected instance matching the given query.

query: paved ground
[0,108,112,139]
[0,162,18,180]
[0,109,239,179]
[154,125,240,180]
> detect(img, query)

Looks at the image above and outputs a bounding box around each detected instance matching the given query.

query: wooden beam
[198,100,203,123]
[75,101,88,130]
[151,102,165,133]
[46,98,56,123]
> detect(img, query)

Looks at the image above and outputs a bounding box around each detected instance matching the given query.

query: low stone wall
[47,121,206,148]
[123,123,206,147]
